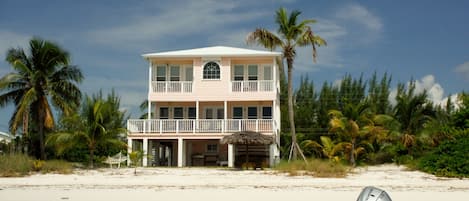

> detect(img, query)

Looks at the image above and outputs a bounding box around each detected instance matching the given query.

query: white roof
[0,131,12,139]
[142,46,281,58]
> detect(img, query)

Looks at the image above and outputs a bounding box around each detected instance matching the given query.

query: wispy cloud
[88,0,268,50]
[294,3,383,72]
[336,4,383,33]
[454,61,469,81]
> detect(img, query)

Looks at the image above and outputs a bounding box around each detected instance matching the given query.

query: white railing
[231,80,274,92]
[127,119,274,134]
[151,81,192,93]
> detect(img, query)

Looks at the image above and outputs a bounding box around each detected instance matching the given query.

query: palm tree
[393,82,434,153]
[247,7,326,161]
[47,91,127,168]
[138,100,155,119]
[328,102,372,166]
[0,38,83,159]
[302,136,342,162]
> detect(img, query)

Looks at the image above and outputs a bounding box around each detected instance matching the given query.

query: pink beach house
[126,46,281,168]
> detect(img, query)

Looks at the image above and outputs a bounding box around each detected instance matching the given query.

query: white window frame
[203,61,221,80]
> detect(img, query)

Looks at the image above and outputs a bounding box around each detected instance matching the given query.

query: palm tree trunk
[287,58,298,161]
[38,107,46,160]
[351,139,356,167]
[89,147,94,168]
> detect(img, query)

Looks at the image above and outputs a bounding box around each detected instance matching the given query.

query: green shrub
[0,154,33,177]
[418,136,469,177]
[275,159,348,177]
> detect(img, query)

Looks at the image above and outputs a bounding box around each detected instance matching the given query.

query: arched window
[203,62,220,79]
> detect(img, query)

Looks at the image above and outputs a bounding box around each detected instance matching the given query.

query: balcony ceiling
[142,46,281,58]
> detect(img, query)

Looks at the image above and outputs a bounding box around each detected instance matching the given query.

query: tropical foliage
[247,7,326,161]
[47,91,127,168]
[0,38,83,159]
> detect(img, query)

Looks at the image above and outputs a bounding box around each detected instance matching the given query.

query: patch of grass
[0,154,33,177]
[274,159,348,178]
[40,160,73,174]
[0,154,74,177]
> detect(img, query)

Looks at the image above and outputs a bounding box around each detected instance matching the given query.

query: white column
[147,101,151,119]
[196,100,199,120]
[182,140,187,166]
[196,100,199,132]
[228,144,234,168]
[148,62,152,115]
[127,138,132,167]
[224,101,227,133]
[177,138,184,167]
[142,138,148,167]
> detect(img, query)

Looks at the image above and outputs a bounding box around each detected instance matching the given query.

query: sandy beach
[1,164,468,201]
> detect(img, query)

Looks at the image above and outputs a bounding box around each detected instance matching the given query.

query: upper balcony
[127,119,274,134]
[150,80,275,93]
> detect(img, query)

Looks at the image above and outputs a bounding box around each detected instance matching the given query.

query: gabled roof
[142,46,281,58]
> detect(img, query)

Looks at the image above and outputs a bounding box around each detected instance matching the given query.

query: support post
[228,144,234,168]
[127,138,132,167]
[224,101,227,133]
[177,138,184,167]
[142,138,148,167]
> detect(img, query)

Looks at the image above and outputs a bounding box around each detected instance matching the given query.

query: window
[156,66,166,81]
[205,108,213,119]
[234,65,244,81]
[188,107,196,119]
[170,66,180,81]
[185,67,193,81]
[248,107,257,119]
[206,144,218,153]
[159,107,169,119]
[248,65,258,80]
[233,107,243,119]
[173,107,183,119]
[203,62,220,79]
[263,66,272,80]
[262,107,272,119]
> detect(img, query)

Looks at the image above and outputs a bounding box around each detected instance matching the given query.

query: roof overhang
[142,46,281,59]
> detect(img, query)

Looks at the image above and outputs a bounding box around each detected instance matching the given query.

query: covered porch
[127,136,279,168]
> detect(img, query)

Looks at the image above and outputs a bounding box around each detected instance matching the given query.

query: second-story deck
[150,80,274,93]
[127,119,274,134]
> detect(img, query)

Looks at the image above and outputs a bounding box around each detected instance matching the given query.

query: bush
[275,159,348,177]
[0,154,33,177]
[418,136,469,177]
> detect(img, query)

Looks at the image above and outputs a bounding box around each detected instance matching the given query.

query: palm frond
[246,28,283,50]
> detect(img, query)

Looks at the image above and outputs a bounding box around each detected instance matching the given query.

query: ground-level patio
[127,137,279,168]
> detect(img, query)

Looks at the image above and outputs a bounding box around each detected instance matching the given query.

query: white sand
[0,164,468,201]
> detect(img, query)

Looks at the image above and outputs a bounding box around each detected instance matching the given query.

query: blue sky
[0,0,468,132]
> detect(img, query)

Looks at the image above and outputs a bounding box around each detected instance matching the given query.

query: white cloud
[336,4,383,33]
[454,61,469,80]
[439,94,461,110]
[388,75,449,106]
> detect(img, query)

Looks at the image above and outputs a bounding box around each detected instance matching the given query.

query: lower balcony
[127,119,274,134]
